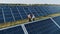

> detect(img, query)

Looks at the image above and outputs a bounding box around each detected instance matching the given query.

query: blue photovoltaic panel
[0,5,60,23]
[25,19,60,34]
[0,26,24,34]
[53,16,60,26]
[0,8,4,23]
[33,6,43,16]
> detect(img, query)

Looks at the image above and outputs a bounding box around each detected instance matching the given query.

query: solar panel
[0,5,60,23]
[33,6,43,16]
[0,26,24,34]
[53,16,60,26]
[25,19,60,34]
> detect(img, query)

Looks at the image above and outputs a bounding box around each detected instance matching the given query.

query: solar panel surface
[53,16,60,26]
[0,6,60,23]
[25,18,60,34]
[0,26,24,34]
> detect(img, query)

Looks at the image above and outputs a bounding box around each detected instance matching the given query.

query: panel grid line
[2,8,6,23]
[23,7,28,16]
[42,7,49,15]
[27,7,33,14]
[16,6,23,20]
[50,17,60,28]
[10,8,15,21]
[21,24,28,34]
[33,7,39,16]
[35,7,43,16]
[38,7,47,16]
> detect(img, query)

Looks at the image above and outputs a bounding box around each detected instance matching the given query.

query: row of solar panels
[0,6,60,23]
[0,16,60,34]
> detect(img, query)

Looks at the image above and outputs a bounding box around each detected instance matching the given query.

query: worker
[32,14,35,21]
[28,14,32,22]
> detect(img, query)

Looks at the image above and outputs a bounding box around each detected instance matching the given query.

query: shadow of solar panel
[53,16,60,26]
[0,26,24,34]
[25,19,60,34]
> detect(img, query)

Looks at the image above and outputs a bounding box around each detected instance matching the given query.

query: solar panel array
[0,16,60,34]
[25,18,60,34]
[0,5,60,23]
[0,26,24,34]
